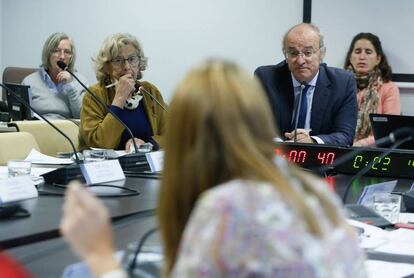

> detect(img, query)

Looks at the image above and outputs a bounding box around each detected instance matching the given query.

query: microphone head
[393,126,414,140]
[57,61,68,70]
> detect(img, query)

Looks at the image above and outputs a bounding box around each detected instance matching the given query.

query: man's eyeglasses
[51,49,72,57]
[110,55,140,68]
[285,48,320,60]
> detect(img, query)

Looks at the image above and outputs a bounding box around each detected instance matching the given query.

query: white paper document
[348,219,390,249]
[0,175,38,204]
[375,228,414,256]
[25,149,73,165]
[365,260,414,278]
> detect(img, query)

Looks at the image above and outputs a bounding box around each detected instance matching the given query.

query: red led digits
[317,152,335,165]
[288,150,307,164]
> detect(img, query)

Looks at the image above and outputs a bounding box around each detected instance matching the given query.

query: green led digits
[371,157,380,170]
[353,155,363,169]
[381,157,391,171]
[352,155,391,171]
[371,156,391,171]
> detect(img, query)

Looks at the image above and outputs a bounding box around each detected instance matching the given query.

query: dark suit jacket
[255,61,357,146]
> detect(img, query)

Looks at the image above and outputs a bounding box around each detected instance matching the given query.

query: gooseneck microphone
[292,83,306,143]
[57,61,139,153]
[127,226,159,276]
[341,136,412,203]
[319,126,414,175]
[374,126,414,147]
[0,83,81,164]
[318,126,414,203]
[135,82,168,113]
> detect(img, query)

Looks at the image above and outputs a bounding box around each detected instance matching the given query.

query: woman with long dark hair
[344,32,400,146]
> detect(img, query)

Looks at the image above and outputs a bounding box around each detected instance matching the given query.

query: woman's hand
[112,74,136,108]
[125,137,146,153]
[56,70,72,84]
[60,182,121,276]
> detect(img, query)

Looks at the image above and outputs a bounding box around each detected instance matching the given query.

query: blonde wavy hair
[93,33,148,84]
[158,59,346,274]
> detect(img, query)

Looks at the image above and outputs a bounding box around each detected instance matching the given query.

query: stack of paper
[25,149,73,165]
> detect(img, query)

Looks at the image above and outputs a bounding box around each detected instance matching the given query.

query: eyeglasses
[285,48,320,60]
[51,48,73,57]
[110,55,140,68]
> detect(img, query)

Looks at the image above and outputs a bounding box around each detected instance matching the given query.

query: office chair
[2,66,37,102]
[0,132,40,165]
[9,120,80,157]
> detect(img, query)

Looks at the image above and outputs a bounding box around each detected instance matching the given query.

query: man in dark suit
[255,23,357,146]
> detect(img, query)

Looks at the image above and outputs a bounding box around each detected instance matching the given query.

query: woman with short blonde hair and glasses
[22,32,87,119]
[79,33,166,152]
[61,60,366,277]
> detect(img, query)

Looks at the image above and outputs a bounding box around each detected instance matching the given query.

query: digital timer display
[275,148,336,165]
[352,155,391,171]
[274,143,414,179]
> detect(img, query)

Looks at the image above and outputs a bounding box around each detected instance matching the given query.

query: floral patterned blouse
[172,163,366,277]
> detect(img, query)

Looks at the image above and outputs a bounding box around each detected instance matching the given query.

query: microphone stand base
[118,153,151,172]
[42,153,153,185]
[42,164,83,185]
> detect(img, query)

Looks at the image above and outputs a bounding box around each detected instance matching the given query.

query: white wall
[0,1,2,73]
[1,0,302,102]
[399,86,414,116]
[312,0,414,74]
[312,0,414,115]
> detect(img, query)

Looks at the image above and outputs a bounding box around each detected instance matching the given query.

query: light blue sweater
[22,67,88,119]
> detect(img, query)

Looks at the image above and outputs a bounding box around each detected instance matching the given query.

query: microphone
[342,137,411,203]
[292,83,306,143]
[319,126,414,175]
[0,83,81,164]
[374,126,414,147]
[57,61,139,153]
[318,126,414,203]
[134,83,168,113]
[127,226,158,276]
[1,83,84,184]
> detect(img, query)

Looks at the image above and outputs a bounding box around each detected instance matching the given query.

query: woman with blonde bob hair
[60,60,365,277]
[79,33,167,152]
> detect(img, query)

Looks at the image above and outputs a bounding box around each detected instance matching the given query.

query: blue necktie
[297,85,310,129]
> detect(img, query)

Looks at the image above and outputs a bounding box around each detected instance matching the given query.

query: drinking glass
[8,160,32,177]
[82,150,107,163]
[373,193,401,224]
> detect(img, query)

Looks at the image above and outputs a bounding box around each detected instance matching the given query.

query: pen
[105,81,118,89]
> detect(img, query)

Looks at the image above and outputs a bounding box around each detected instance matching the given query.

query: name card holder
[80,160,125,185]
[0,176,38,204]
[145,151,164,172]
[358,180,398,206]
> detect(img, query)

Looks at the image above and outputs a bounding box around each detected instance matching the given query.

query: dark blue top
[109,101,156,150]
